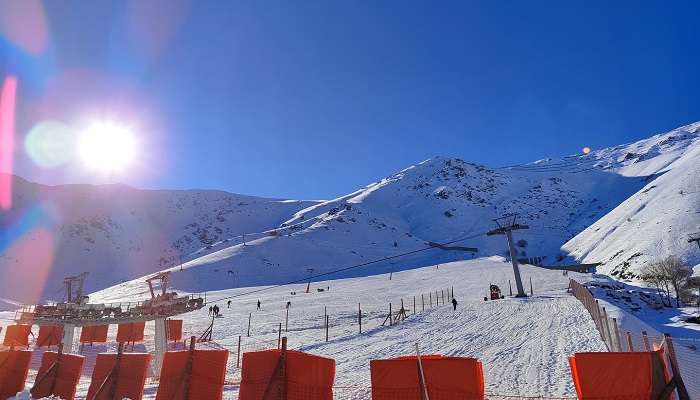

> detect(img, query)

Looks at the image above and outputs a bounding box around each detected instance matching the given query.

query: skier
[213,304,220,316]
[208,306,213,316]
[227,300,232,308]
[257,300,261,310]
[451,297,458,311]
[286,301,291,309]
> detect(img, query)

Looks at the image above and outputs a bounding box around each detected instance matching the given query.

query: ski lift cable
[204,231,487,305]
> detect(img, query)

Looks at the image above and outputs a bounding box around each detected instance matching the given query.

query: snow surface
[1,258,605,399]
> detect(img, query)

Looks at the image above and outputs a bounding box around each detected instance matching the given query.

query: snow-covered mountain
[98,122,700,297]
[0,176,317,302]
[563,123,700,279]
[5,122,700,301]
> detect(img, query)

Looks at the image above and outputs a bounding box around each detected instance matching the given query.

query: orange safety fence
[2,325,31,348]
[36,325,63,348]
[31,351,85,400]
[86,351,151,400]
[0,349,32,400]
[156,347,229,400]
[166,319,183,342]
[370,354,484,400]
[116,321,145,343]
[569,351,670,399]
[80,325,109,345]
[239,348,336,400]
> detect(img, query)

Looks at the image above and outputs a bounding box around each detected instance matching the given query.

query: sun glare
[78,122,137,172]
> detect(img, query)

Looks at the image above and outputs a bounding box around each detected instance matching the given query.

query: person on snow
[213,304,220,316]
[208,306,213,316]
[286,301,291,309]
[451,297,458,311]
[257,300,261,310]
[227,300,232,308]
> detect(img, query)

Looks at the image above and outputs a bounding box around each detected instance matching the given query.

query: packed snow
[1,258,605,399]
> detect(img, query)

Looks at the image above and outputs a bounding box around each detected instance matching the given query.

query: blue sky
[2,1,700,199]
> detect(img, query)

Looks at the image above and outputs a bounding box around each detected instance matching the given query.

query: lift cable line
[204,231,484,305]
[487,214,529,297]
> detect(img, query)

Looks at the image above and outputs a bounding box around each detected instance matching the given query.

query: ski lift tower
[487,214,529,297]
[64,272,89,304]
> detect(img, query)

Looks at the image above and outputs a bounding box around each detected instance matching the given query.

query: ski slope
[0,258,605,399]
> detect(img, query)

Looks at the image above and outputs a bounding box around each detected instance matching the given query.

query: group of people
[208,304,221,317]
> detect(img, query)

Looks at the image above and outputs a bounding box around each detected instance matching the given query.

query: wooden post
[237,335,241,368]
[278,323,282,349]
[602,307,612,350]
[413,296,416,315]
[358,303,362,334]
[612,318,622,352]
[441,289,444,304]
[509,280,513,296]
[429,292,432,307]
[325,315,329,342]
[451,286,454,299]
[421,294,424,311]
[247,312,251,337]
[626,331,634,351]
[389,303,393,326]
[642,331,650,351]
[285,307,289,332]
[529,277,533,296]
[663,334,690,400]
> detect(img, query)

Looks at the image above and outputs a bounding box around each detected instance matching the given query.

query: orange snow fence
[166,319,183,342]
[116,321,145,343]
[31,351,85,400]
[370,355,485,400]
[36,325,63,348]
[239,347,336,400]
[569,351,670,399]
[156,347,229,400]
[0,350,32,400]
[80,325,109,345]
[2,325,31,348]
[86,351,151,400]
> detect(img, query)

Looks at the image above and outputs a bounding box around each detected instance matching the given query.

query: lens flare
[1,76,18,210]
[78,121,137,172]
[582,147,591,155]
[25,120,75,168]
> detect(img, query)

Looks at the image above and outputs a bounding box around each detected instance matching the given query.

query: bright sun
[78,122,137,172]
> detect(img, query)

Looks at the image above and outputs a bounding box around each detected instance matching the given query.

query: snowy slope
[0,175,317,302]
[563,123,700,279]
[4,121,699,304]
[2,258,605,399]
[105,122,700,294]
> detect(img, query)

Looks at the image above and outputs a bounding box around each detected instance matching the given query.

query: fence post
[421,294,424,311]
[509,280,513,296]
[451,286,454,299]
[278,323,282,349]
[325,315,329,342]
[413,296,416,315]
[641,331,650,351]
[285,307,289,332]
[612,317,622,352]
[601,307,612,351]
[429,292,432,307]
[237,335,241,368]
[389,303,393,326]
[663,334,690,400]
[358,303,362,334]
[529,277,533,296]
[626,331,634,351]
[247,313,251,337]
